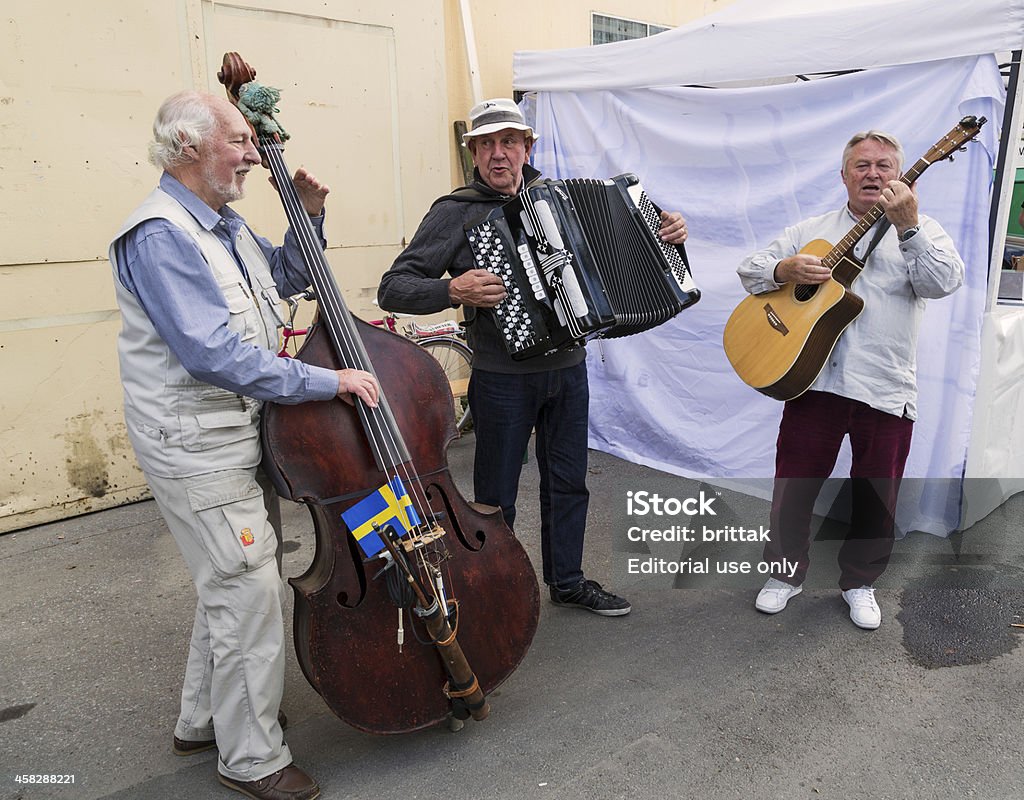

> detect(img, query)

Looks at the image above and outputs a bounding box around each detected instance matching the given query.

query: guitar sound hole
[794,283,820,302]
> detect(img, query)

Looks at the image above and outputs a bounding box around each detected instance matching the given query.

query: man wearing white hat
[378,98,688,616]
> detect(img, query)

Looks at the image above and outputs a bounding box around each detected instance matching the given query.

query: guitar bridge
[762,303,789,336]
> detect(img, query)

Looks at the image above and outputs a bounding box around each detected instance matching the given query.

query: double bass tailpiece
[376,523,490,722]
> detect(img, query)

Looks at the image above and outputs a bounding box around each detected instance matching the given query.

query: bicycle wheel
[418,336,473,433]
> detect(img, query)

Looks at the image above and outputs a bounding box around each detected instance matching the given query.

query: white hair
[842,130,905,173]
[147,91,218,170]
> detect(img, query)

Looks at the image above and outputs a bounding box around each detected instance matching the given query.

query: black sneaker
[549,579,631,616]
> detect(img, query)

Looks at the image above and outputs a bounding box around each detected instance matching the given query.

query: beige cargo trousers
[145,466,292,783]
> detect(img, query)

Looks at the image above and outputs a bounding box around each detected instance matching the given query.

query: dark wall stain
[65,413,110,498]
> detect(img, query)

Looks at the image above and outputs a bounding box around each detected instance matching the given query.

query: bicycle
[277,291,474,434]
[277,288,316,358]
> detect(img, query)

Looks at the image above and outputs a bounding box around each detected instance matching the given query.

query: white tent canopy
[511,0,1024,535]
[514,0,1024,90]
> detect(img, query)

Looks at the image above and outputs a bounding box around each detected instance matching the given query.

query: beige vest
[110,188,284,478]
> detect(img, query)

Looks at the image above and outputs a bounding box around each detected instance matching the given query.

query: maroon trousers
[763,391,914,591]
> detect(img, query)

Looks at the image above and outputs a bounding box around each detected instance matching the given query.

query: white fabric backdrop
[527,56,1004,534]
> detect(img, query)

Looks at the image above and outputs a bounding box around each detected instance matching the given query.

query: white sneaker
[842,586,881,630]
[755,577,803,614]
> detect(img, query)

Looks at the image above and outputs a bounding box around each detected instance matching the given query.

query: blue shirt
[114,172,339,404]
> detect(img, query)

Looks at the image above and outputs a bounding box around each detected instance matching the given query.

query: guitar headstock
[921,115,987,165]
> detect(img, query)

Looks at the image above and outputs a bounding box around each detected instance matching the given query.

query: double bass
[217,53,540,734]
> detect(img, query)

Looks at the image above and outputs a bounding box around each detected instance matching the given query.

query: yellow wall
[0,0,449,532]
[443,1,735,185]
[0,0,733,532]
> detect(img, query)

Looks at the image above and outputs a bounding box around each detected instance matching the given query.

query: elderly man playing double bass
[110,90,378,800]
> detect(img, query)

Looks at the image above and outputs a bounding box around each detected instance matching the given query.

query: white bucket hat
[461,98,538,145]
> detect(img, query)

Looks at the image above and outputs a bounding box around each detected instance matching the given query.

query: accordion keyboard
[465,173,700,360]
[467,220,551,356]
[632,188,699,294]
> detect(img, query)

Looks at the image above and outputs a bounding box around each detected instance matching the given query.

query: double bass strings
[263,143,415,481]
[262,139,454,614]
[265,140,448,590]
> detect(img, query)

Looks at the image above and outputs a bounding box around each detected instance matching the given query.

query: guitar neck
[822,155,929,269]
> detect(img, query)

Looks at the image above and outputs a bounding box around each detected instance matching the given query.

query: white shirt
[737,205,964,420]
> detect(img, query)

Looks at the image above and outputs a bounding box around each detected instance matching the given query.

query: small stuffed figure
[236,81,290,141]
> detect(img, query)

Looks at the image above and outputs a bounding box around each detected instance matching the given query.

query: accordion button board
[467,221,559,356]
[465,173,700,361]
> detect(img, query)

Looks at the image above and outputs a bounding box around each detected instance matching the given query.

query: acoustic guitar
[722,115,985,401]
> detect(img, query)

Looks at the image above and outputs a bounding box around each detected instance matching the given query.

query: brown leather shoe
[172,734,217,757]
[172,711,288,756]
[217,764,320,800]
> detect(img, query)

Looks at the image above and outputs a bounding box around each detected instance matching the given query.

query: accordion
[465,173,700,360]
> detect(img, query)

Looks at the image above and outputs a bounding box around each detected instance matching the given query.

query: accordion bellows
[466,174,700,360]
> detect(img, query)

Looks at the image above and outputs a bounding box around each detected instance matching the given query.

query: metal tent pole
[987,50,1023,310]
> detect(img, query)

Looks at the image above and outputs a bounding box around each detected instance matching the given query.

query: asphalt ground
[2,433,1023,800]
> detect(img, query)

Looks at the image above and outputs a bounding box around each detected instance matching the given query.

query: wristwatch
[899,225,920,242]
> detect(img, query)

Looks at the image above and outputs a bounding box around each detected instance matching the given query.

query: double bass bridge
[399,524,447,554]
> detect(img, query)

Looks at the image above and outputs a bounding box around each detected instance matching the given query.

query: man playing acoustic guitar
[737,130,964,630]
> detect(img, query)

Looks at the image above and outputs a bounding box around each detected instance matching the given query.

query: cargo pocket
[186,470,277,579]
[253,271,283,310]
[252,272,285,351]
[222,282,260,343]
[178,387,258,453]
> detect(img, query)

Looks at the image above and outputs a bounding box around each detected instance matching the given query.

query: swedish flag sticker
[341,476,422,558]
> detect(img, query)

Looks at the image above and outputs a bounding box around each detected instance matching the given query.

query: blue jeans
[468,363,589,590]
